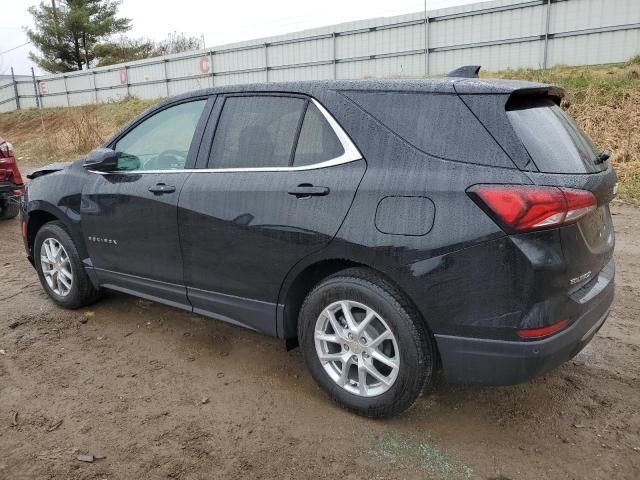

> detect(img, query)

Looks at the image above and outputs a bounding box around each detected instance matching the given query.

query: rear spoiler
[507,86,564,107]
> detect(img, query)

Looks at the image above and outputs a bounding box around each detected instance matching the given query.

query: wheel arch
[278,258,360,343]
[25,203,87,262]
[277,257,439,365]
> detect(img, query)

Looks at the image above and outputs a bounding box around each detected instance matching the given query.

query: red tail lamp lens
[518,319,570,339]
[469,185,596,232]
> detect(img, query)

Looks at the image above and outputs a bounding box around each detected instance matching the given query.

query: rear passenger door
[178,94,366,334]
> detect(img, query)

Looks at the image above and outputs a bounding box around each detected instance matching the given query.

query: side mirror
[83,148,118,172]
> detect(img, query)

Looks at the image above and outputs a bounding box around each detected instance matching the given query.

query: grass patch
[0,97,156,167]
[371,434,473,480]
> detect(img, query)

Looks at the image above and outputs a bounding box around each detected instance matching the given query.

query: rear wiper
[594,149,611,165]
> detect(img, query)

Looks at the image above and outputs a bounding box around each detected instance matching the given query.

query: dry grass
[0,97,155,167]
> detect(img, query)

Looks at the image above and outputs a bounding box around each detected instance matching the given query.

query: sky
[0,0,487,75]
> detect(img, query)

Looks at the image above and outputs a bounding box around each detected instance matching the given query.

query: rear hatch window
[507,97,606,174]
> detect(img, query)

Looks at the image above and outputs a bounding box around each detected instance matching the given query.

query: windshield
[507,98,606,173]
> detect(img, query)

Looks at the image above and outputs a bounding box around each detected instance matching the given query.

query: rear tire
[0,200,19,220]
[34,221,101,309]
[298,267,434,418]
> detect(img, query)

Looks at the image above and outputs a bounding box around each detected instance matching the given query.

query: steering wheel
[143,149,187,170]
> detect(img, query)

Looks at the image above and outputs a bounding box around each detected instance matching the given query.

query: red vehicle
[0,137,24,220]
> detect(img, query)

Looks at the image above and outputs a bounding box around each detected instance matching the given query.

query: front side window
[293,103,344,167]
[208,96,306,169]
[114,100,207,171]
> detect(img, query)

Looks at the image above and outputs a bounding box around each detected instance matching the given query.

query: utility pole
[11,67,20,110]
[31,67,40,109]
[424,0,429,77]
[51,0,61,42]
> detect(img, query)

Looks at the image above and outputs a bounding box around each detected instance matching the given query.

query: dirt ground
[0,203,638,480]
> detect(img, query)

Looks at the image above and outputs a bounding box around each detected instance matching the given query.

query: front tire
[34,221,101,309]
[298,267,434,418]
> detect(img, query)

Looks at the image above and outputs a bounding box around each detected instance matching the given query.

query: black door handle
[288,184,330,198]
[148,183,176,194]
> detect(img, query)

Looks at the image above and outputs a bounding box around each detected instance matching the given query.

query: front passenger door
[81,98,210,308]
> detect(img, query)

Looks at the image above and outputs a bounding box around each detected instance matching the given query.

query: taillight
[468,185,596,233]
[0,141,13,158]
[0,141,24,185]
[518,319,569,339]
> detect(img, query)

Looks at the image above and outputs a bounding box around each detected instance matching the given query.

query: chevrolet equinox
[21,68,616,417]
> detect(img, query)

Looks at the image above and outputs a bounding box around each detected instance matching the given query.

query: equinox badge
[570,271,592,285]
[88,236,118,245]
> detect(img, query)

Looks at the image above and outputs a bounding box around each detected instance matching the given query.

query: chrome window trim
[92,98,362,175]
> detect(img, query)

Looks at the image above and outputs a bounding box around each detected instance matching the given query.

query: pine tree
[26,0,131,72]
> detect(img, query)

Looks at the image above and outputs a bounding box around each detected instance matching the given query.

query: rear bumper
[0,182,24,200]
[435,270,614,385]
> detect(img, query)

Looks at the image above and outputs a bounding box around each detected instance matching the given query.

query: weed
[371,434,474,480]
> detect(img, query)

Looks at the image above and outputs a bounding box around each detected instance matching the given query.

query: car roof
[168,77,562,101]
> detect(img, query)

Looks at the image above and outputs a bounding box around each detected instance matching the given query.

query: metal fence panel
[94,70,123,89]
[41,94,67,108]
[430,4,546,47]
[0,81,15,109]
[68,91,96,107]
[168,77,211,96]
[215,70,266,87]
[550,0,639,31]
[214,47,265,74]
[3,0,639,112]
[336,23,425,59]
[97,86,128,103]
[0,99,17,113]
[16,81,35,97]
[269,64,334,82]
[337,53,426,79]
[269,37,333,67]
[549,29,640,66]
[129,62,165,85]
[66,73,93,92]
[430,38,545,72]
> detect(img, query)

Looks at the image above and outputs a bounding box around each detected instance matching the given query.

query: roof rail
[446,65,481,78]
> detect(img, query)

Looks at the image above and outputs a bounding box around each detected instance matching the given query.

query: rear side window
[507,98,605,173]
[293,103,344,166]
[209,96,305,169]
[343,91,512,167]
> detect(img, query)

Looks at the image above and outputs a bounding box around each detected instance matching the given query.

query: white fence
[1,0,639,113]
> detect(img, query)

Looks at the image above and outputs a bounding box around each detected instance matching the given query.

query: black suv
[21,71,616,417]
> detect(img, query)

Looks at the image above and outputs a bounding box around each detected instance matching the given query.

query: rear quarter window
[342,91,514,168]
[293,103,344,167]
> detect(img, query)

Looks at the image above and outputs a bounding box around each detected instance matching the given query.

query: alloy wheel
[40,238,73,297]
[314,300,400,397]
